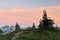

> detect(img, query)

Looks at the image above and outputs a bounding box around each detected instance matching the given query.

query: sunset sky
[0,0,60,28]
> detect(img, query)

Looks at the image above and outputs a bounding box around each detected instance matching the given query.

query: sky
[0,0,60,28]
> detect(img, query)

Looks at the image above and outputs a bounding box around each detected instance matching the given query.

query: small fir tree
[32,23,36,29]
[0,29,2,34]
[15,22,20,30]
[32,23,36,30]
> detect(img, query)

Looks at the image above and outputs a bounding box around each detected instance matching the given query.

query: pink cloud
[0,6,60,27]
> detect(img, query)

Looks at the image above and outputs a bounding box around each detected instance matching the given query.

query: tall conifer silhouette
[38,10,54,30]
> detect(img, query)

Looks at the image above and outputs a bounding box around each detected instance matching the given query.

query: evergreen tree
[0,29,2,34]
[32,23,36,30]
[38,10,54,30]
[15,22,20,30]
[32,23,36,29]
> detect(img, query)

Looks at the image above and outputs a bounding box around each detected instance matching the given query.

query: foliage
[0,29,60,40]
[0,29,2,34]
[16,30,60,40]
[38,10,55,31]
[15,22,20,30]
[0,30,21,40]
[32,23,36,29]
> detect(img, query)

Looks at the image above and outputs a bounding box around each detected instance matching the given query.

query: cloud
[0,6,60,27]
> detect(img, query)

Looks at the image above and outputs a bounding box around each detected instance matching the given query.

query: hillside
[0,30,21,40]
[16,29,60,40]
[0,29,60,40]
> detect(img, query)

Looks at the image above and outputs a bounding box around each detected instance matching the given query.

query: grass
[0,30,21,40]
[0,29,60,40]
[16,29,60,40]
